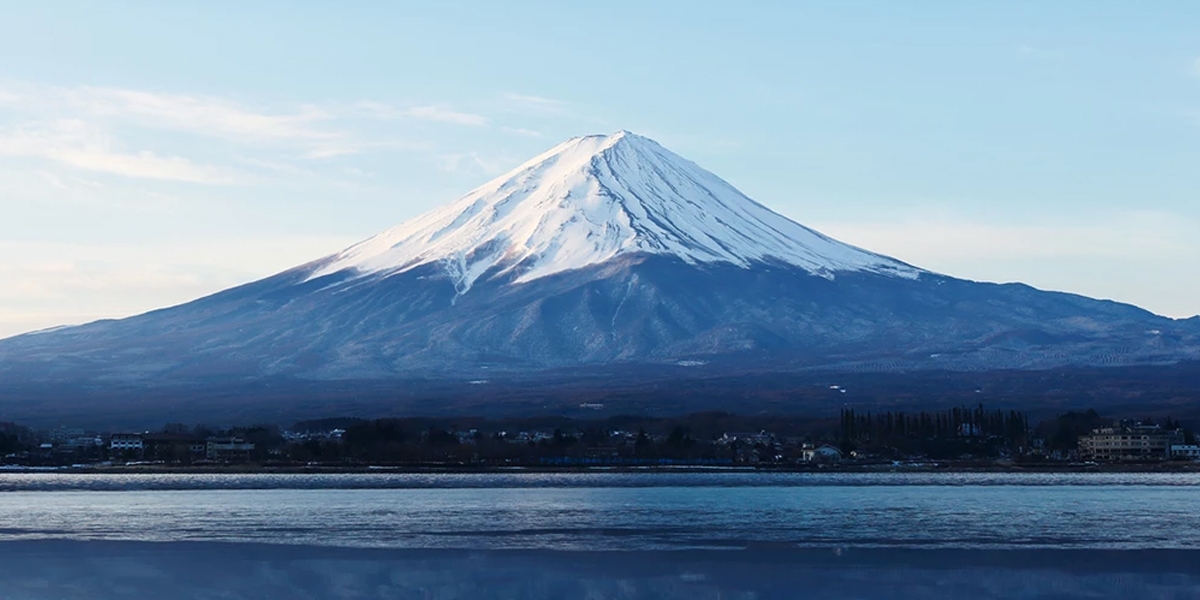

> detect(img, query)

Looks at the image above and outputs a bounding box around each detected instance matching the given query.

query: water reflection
[0,542,1196,600]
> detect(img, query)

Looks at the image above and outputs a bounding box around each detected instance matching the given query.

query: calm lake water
[1,472,1197,599]
[0,471,1197,550]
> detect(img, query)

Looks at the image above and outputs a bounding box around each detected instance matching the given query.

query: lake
[1,472,1197,598]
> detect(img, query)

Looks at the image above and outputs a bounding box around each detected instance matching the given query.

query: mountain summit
[0,132,1197,422]
[312,131,918,293]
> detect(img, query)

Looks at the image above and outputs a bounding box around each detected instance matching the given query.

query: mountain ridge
[308,131,920,294]
[0,131,1197,420]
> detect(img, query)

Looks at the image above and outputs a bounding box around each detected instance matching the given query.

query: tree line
[839,405,1031,459]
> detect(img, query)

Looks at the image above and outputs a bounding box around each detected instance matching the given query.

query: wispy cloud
[402,105,488,126]
[440,151,511,176]
[0,81,576,188]
[1016,43,1045,57]
[301,138,430,160]
[0,120,237,183]
[353,101,488,126]
[0,235,359,339]
[813,210,1200,317]
[0,81,512,185]
[500,126,541,137]
[0,81,591,337]
[1,82,339,143]
[0,82,366,179]
[815,210,1193,262]
[34,169,70,190]
[502,93,568,115]
[76,87,336,142]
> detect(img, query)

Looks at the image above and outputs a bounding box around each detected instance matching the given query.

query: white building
[109,433,143,452]
[1170,444,1200,460]
[1079,424,1183,461]
[205,438,255,461]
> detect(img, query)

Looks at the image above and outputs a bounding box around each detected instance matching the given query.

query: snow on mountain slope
[312,131,920,293]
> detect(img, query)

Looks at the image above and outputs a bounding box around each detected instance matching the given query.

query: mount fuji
[1,131,1198,422]
[312,131,921,291]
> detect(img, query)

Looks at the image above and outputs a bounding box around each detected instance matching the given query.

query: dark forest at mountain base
[5,402,1197,470]
[2,360,1198,430]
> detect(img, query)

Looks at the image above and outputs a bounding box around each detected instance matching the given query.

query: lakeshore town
[0,406,1198,470]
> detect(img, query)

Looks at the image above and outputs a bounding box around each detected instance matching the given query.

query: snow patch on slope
[312,131,920,292]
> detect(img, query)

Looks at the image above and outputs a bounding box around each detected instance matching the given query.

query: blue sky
[1,1,1198,337]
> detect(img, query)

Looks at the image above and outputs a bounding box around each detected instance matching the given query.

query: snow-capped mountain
[0,131,1197,417]
[312,131,919,293]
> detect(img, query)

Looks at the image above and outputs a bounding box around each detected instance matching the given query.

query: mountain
[0,131,1197,421]
[312,131,920,291]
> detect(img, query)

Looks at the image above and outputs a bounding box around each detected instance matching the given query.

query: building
[61,434,103,450]
[47,427,85,443]
[802,443,844,463]
[1079,423,1184,461]
[1170,445,1200,460]
[718,431,775,446]
[205,438,255,461]
[109,433,144,453]
[143,433,205,463]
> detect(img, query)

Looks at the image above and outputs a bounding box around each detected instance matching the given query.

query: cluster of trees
[839,405,1031,459]
[284,412,832,465]
[0,422,31,455]
[4,406,1196,467]
[292,419,729,465]
[1034,409,1109,453]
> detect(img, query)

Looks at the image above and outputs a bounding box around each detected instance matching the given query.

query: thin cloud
[403,105,488,126]
[1016,43,1045,57]
[50,149,235,184]
[3,82,338,143]
[302,138,432,160]
[500,126,541,137]
[440,151,510,176]
[813,211,1200,318]
[0,120,237,184]
[502,93,568,115]
[0,235,360,338]
[81,88,336,141]
[406,106,488,126]
[34,170,70,190]
[814,211,1193,263]
[0,79,563,190]
[0,81,482,182]
[354,101,488,126]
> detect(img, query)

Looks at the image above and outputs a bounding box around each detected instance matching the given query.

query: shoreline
[4,461,1200,475]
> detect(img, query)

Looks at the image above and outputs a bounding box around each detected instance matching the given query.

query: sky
[1,1,1199,338]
